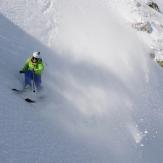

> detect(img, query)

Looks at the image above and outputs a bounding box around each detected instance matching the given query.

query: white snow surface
[0,0,163,163]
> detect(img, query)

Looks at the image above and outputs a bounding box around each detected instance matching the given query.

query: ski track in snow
[0,0,163,163]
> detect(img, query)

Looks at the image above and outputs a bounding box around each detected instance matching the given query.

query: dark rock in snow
[147,1,160,12]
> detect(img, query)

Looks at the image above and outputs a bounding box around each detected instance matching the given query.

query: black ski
[12,88,24,92]
[25,98,36,103]
[12,88,36,103]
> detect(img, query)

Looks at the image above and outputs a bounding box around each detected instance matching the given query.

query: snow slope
[0,0,163,163]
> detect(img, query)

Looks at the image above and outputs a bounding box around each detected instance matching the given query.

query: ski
[12,88,24,92]
[12,88,36,103]
[25,98,36,103]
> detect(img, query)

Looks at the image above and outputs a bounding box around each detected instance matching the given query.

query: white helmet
[32,51,40,58]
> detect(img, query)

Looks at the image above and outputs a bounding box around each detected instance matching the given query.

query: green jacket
[21,57,45,75]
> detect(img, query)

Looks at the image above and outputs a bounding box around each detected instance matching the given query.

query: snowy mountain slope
[0,13,114,163]
[0,0,163,163]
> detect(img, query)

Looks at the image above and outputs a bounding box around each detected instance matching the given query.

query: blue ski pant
[24,70,41,89]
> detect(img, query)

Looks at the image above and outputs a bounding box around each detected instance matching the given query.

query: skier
[19,52,45,91]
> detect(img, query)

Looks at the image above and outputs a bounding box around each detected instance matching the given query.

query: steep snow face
[0,0,163,163]
[46,1,163,162]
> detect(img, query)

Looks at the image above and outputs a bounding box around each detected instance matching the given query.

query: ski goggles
[32,57,39,62]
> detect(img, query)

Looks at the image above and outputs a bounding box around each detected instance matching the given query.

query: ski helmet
[32,51,40,58]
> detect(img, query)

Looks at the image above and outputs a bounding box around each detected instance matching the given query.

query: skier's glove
[19,70,25,74]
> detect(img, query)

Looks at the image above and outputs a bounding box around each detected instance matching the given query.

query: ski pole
[32,69,36,93]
